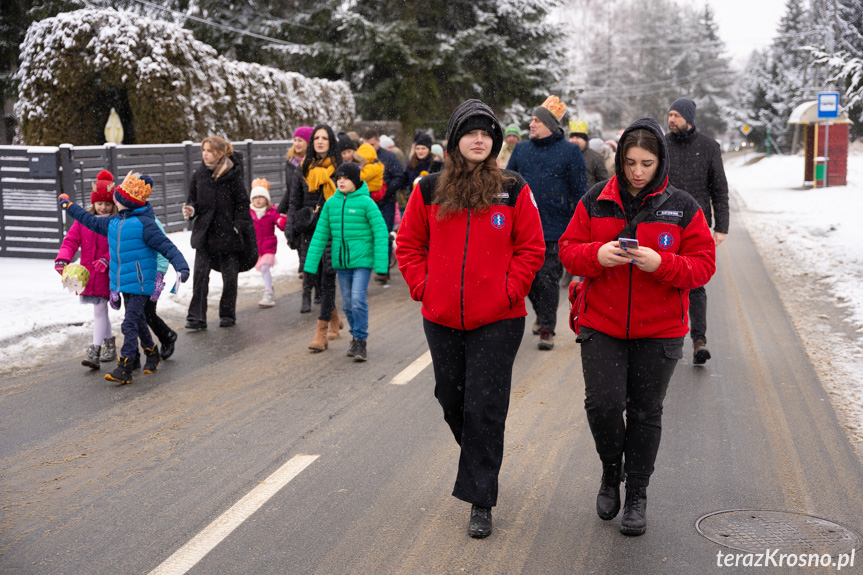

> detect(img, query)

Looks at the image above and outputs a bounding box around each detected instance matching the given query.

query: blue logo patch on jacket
[491,212,506,229]
[658,232,675,249]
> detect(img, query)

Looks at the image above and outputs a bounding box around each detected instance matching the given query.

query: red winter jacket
[55,219,111,299]
[251,205,286,256]
[559,175,715,339]
[396,170,545,331]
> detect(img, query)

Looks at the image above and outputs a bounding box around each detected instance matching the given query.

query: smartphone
[618,237,639,250]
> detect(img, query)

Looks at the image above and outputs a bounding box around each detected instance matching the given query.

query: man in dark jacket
[507,96,588,350]
[363,128,405,282]
[666,97,730,365]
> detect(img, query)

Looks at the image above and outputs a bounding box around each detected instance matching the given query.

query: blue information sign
[818,92,840,118]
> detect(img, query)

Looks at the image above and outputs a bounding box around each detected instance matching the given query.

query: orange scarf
[305,157,336,200]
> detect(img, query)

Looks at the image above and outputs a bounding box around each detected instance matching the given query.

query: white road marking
[390,350,432,385]
[148,454,319,575]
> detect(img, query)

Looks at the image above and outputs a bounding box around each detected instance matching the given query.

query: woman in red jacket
[559,117,716,536]
[396,99,545,539]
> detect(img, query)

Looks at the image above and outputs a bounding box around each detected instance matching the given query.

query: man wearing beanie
[506,95,587,350]
[666,96,729,365]
[568,120,608,189]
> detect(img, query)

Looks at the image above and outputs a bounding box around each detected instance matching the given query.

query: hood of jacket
[614,117,669,198]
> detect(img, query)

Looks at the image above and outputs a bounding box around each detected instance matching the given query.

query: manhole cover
[697,510,861,555]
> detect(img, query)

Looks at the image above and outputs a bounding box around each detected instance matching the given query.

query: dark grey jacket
[665,128,729,234]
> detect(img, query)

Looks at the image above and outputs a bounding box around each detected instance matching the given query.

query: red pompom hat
[90,170,115,204]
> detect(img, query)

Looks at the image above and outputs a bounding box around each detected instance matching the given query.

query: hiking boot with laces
[538,328,554,350]
[597,462,623,520]
[468,505,492,539]
[620,484,647,536]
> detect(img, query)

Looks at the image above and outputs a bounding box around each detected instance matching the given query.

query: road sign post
[817,92,840,187]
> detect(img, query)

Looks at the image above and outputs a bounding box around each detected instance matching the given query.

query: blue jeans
[337,268,372,341]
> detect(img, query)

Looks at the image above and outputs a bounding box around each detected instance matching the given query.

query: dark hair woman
[183,135,252,329]
[300,124,344,351]
[559,117,716,536]
[396,100,545,539]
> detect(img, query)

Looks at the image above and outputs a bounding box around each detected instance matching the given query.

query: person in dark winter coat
[397,99,545,540]
[404,131,434,197]
[300,124,344,346]
[506,95,587,350]
[559,117,716,537]
[569,120,609,189]
[279,127,316,291]
[183,136,253,330]
[665,97,729,365]
[59,172,190,385]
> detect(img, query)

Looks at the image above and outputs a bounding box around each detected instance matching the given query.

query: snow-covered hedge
[15,8,355,145]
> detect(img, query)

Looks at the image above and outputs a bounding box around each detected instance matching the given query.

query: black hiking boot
[693,339,711,365]
[346,338,358,357]
[468,505,492,539]
[105,356,134,385]
[142,346,161,374]
[160,330,177,360]
[620,484,647,536]
[353,340,367,362]
[597,462,623,520]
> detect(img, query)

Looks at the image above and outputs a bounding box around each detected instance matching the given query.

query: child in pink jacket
[55,170,117,369]
[250,178,286,307]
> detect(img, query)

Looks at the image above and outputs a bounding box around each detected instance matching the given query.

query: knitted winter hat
[589,137,605,154]
[431,144,444,159]
[333,162,363,191]
[446,99,504,158]
[337,132,358,153]
[504,124,521,138]
[293,126,313,143]
[90,170,115,204]
[669,97,697,127]
[379,135,396,149]
[569,120,589,140]
[533,95,567,132]
[414,131,433,149]
[250,177,271,202]
[114,171,152,208]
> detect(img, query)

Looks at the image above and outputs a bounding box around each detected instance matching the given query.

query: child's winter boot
[100,336,116,362]
[105,356,134,384]
[327,308,343,340]
[82,345,101,370]
[259,289,275,307]
[142,345,161,374]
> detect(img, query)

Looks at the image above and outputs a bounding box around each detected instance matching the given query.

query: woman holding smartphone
[396,99,545,539]
[559,117,716,536]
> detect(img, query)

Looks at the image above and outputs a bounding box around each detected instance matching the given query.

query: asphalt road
[2,202,863,574]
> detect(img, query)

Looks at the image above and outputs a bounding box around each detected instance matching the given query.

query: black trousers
[423,316,525,508]
[145,299,173,345]
[579,329,682,487]
[689,285,707,343]
[187,250,239,323]
[304,270,337,321]
[527,241,562,333]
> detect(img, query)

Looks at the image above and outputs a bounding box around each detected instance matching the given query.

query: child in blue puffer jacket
[59,172,190,385]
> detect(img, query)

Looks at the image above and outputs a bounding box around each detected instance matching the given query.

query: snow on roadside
[0,229,299,375]
[727,153,863,451]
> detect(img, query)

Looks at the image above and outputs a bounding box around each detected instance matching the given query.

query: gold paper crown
[251,177,270,191]
[118,171,152,204]
[541,96,567,122]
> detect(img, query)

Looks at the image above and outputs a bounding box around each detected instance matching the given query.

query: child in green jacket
[304,163,389,360]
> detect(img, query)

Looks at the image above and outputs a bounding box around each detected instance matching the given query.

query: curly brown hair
[433,145,513,220]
